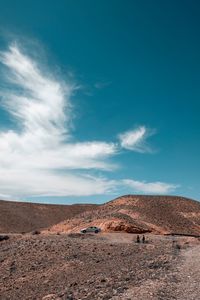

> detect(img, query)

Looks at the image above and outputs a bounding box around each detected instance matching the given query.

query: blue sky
[0,0,199,203]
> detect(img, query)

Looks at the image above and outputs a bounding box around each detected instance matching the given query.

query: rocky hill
[0,200,97,233]
[48,195,200,235]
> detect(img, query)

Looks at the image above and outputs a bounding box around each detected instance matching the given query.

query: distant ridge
[0,199,97,233]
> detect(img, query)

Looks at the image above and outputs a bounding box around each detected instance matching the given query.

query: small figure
[136,235,140,243]
[142,235,145,243]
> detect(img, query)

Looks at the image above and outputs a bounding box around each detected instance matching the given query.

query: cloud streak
[118,126,155,153]
[123,179,178,194]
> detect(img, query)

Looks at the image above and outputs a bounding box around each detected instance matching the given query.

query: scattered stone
[32,230,41,235]
[0,235,9,242]
[42,294,57,300]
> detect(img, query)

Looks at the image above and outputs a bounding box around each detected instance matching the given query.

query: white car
[80,226,101,234]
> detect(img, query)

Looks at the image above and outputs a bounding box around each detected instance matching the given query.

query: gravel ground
[0,233,197,300]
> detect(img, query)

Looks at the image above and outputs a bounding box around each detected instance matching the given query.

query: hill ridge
[0,199,97,233]
[47,195,200,235]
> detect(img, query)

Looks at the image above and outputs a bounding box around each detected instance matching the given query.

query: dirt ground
[0,232,199,300]
[173,244,200,300]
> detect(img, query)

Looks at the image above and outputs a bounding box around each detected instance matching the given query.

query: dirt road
[175,244,200,300]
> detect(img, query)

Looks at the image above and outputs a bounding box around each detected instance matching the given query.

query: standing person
[142,235,145,243]
[136,235,140,243]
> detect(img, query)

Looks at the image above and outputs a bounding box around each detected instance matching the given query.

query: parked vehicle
[80,226,101,234]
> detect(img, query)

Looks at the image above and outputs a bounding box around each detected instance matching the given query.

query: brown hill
[48,195,200,236]
[0,200,97,233]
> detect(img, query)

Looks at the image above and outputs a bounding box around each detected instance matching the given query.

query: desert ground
[1,232,200,300]
[1,195,200,299]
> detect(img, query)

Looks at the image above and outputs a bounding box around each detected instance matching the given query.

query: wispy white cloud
[123,179,178,194]
[0,44,117,170]
[0,42,178,200]
[118,126,155,153]
[0,43,118,198]
[0,169,118,197]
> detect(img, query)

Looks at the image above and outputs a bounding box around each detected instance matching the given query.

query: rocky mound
[0,200,97,233]
[48,195,200,235]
